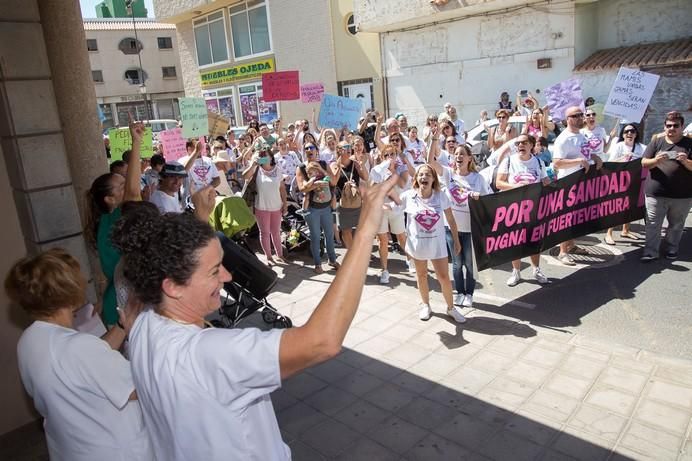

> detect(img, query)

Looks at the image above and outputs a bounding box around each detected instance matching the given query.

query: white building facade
[152,0,338,128]
[354,0,692,132]
[85,18,185,128]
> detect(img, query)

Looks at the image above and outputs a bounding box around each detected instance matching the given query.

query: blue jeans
[445,229,475,295]
[305,206,337,265]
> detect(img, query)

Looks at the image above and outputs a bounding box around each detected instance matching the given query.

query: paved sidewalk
[260,255,692,461]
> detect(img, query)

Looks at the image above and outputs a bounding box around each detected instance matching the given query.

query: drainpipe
[379,32,389,116]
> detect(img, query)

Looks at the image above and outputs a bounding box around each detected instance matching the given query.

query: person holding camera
[243,145,288,266]
[640,111,692,261]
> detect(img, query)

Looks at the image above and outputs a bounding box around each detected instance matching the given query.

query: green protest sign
[179,97,208,138]
[107,127,153,161]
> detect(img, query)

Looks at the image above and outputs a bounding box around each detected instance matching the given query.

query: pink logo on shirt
[415,209,441,231]
[512,172,537,184]
[448,184,469,205]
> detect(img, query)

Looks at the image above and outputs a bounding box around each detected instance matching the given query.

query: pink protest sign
[159,128,187,161]
[159,128,207,161]
[300,82,324,103]
[262,71,300,102]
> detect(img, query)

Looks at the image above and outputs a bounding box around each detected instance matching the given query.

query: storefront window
[238,83,277,125]
[203,88,238,127]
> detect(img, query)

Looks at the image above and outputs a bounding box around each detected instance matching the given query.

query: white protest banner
[603,67,660,123]
[179,97,208,138]
[158,128,187,161]
[300,83,324,103]
[543,78,584,121]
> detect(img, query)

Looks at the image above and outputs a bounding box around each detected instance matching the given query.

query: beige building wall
[157,0,337,126]
[332,0,384,110]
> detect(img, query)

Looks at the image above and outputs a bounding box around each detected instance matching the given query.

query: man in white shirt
[149,163,187,214]
[552,106,603,265]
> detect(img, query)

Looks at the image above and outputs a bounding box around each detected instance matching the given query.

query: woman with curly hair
[6,249,151,460]
[84,120,145,326]
[111,172,399,460]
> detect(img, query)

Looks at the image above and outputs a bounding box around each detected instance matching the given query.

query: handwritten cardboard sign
[158,128,187,161]
[543,78,584,121]
[207,111,229,138]
[318,94,364,130]
[108,127,153,161]
[300,82,324,103]
[262,71,300,102]
[603,67,660,123]
[179,97,208,138]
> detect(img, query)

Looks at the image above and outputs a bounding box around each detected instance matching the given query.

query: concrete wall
[87,28,184,98]
[574,1,599,65]
[331,0,384,109]
[596,0,692,49]
[381,5,576,127]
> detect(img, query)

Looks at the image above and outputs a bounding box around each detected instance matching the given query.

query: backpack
[339,167,362,209]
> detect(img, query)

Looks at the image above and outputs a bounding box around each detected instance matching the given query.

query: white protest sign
[603,67,660,123]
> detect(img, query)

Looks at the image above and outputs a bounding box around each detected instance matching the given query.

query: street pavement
[1,215,690,460]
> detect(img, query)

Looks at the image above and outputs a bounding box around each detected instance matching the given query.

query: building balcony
[354,0,574,33]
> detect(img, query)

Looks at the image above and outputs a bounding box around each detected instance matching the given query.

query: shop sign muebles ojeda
[200,57,275,88]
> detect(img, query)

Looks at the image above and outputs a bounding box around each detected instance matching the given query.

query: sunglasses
[305,145,317,151]
[382,153,394,158]
[623,129,636,134]
[497,116,507,120]
[568,113,584,118]
[390,138,401,143]
[514,140,530,146]
[665,123,680,129]
[585,113,596,117]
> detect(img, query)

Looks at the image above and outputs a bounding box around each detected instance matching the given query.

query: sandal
[604,235,615,245]
[557,253,576,266]
[621,232,640,240]
[314,265,324,274]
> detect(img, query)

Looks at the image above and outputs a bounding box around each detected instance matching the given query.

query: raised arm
[184,140,202,172]
[278,173,399,379]
[374,112,386,153]
[124,120,144,201]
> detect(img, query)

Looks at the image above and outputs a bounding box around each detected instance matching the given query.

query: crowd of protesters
[5,88,691,460]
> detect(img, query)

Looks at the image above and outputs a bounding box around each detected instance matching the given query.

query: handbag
[339,166,362,209]
[241,166,259,209]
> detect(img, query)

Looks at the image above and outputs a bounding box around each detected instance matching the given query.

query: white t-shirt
[187,156,220,190]
[607,141,646,162]
[150,190,183,214]
[129,310,289,461]
[17,321,151,461]
[141,168,159,193]
[255,165,284,211]
[406,138,427,165]
[552,129,591,179]
[580,126,608,157]
[400,189,452,260]
[498,154,547,185]
[275,151,302,185]
[320,148,336,164]
[437,150,452,168]
[453,119,465,139]
[439,167,492,233]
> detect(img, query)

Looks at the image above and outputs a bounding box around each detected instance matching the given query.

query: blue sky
[79,0,155,18]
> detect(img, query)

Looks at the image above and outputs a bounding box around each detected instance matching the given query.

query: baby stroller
[282,177,324,255]
[210,196,292,328]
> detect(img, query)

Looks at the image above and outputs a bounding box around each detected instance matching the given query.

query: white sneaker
[533,267,549,284]
[447,306,467,324]
[454,294,464,306]
[418,303,432,321]
[506,269,521,287]
[462,294,473,307]
[379,270,390,284]
[407,260,416,274]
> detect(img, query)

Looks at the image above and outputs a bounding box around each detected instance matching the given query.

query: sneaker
[379,270,390,284]
[665,252,678,260]
[462,294,473,308]
[640,254,657,262]
[407,260,416,274]
[447,306,467,324]
[533,267,549,284]
[506,269,522,287]
[418,303,432,321]
[454,294,464,306]
[557,253,576,266]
